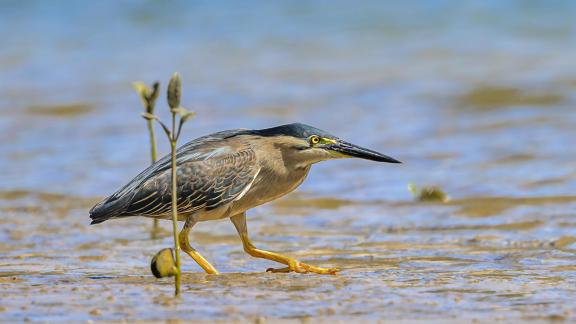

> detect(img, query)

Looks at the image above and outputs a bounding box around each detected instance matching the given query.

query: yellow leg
[179,217,219,275]
[230,213,339,275]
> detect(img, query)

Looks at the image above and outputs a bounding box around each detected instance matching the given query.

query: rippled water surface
[1,1,576,322]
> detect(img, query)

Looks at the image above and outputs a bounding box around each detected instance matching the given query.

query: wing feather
[111,145,258,217]
[89,129,259,224]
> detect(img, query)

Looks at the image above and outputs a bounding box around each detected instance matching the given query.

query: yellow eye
[310,135,320,144]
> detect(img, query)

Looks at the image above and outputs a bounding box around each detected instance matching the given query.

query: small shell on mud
[150,248,176,278]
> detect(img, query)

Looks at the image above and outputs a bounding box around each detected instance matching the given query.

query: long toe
[299,263,340,275]
[266,259,307,273]
[266,262,339,275]
[266,266,292,273]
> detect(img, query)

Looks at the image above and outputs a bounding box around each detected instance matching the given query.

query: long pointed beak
[326,141,402,163]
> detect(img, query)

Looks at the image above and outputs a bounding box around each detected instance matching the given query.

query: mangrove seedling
[133,81,163,236]
[143,73,196,296]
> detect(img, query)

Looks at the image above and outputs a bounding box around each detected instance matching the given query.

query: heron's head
[255,123,401,168]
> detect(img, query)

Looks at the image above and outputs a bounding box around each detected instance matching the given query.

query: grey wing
[108,129,252,202]
[89,129,256,224]
[106,144,259,219]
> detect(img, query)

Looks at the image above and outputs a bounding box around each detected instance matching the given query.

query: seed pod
[167,73,181,109]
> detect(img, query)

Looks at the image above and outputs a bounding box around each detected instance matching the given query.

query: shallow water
[1,1,576,322]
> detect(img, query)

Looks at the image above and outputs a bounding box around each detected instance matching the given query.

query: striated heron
[90,123,400,275]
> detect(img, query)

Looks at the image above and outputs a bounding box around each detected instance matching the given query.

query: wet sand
[1,191,574,322]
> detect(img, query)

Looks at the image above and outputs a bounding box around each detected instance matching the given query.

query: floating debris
[408,183,449,202]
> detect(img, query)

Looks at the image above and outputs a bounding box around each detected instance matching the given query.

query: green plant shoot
[143,73,196,296]
[133,81,162,235]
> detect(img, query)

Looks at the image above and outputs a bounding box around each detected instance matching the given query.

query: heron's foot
[266,260,339,275]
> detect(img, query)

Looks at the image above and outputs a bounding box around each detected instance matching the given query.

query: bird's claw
[266,260,339,275]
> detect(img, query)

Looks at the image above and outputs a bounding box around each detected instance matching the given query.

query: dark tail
[89,196,129,225]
